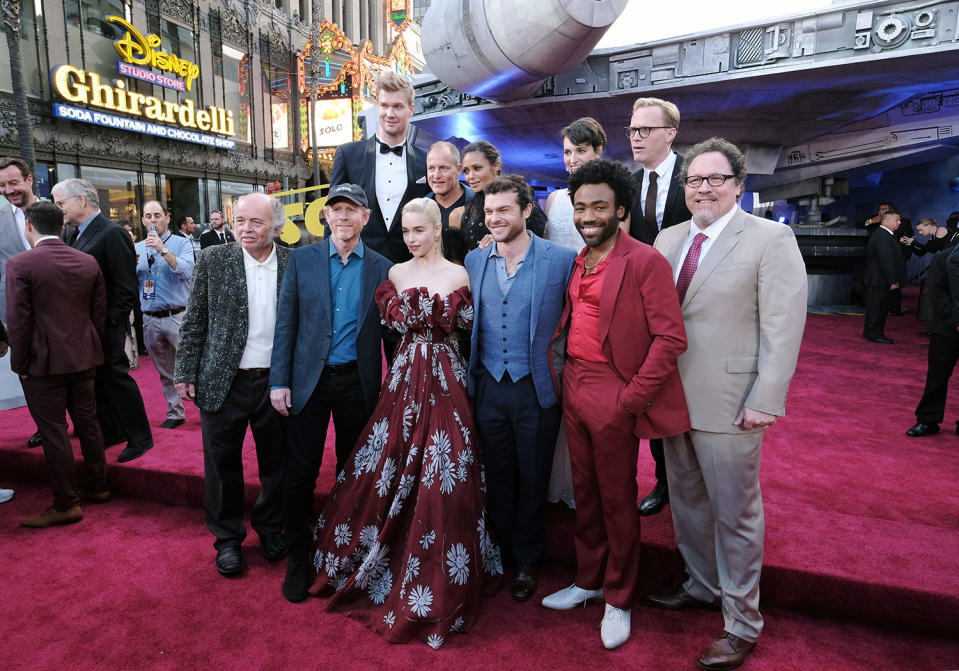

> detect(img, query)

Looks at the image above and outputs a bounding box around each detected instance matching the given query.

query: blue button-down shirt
[135,232,195,311]
[75,210,99,242]
[488,231,530,295]
[328,241,365,364]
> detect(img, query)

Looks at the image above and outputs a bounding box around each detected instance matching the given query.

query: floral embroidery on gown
[310,281,503,649]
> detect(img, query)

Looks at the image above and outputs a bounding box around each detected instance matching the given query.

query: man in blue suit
[329,71,428,263]
[270,183,392,603]
[465,175,577,602]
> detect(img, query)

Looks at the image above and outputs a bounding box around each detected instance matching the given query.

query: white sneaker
[600,603,631,650]
[0,488,13,503]
[541,584,604,610]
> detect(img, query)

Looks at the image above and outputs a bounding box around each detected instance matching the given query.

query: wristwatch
[161,247,170,255]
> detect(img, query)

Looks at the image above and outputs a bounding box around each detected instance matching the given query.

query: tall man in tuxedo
[270,183,392,603]
[6,201,110,528]
[175,193,290,577]
[863,210,906,344]
[626,98,692,516]
[329,70,428,262]
[200,210,234,249]
[465,175,577,603]
[649,138,807,670]
[51,178,154,463]
[541,159,689,650]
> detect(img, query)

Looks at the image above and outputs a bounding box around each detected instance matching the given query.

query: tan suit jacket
[654,209,807,434]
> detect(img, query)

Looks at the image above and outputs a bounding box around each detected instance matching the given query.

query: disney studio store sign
[50,15,237,150]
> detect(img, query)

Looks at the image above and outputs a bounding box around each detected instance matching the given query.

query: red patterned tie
[676,232,707,302]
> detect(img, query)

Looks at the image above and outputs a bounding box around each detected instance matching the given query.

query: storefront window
[63,0,127,75]
[80,165,140,231]
[220,180,257,224]
[0,0,49,97]
[222,45,252,144]
[263,63,293,151]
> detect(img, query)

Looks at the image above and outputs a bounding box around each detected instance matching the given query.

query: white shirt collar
[879,225,896,235]
[35,235,60,244]
[242,243,277,271]
[690,205,738,242]
[648,151,677,179]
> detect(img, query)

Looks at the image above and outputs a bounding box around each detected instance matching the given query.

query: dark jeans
[22,369,107,511]
[284,366,369,553]
[915,333,959,424]
[474,369,562,566]
[95,319,152,446]
[200,369,287,551]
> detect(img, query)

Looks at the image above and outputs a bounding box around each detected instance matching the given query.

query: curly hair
[679,137,747,185]
[567,159,636,221]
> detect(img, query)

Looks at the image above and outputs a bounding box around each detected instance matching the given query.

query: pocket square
[416,176,427,184]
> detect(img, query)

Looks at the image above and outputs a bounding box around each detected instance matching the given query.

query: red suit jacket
[5,238,106,376]
[551,233,691,439]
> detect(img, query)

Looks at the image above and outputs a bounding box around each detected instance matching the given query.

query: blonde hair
[402,197,443,255]
[632,97,680,129]
[376,70,415,106]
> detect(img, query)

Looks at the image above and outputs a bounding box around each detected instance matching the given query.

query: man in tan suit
[648,138,807,671]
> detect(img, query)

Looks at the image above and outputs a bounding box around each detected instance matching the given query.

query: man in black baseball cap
[325,182,370,209]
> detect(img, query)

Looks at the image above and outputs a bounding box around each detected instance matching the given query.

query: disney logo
[108,15,200,92]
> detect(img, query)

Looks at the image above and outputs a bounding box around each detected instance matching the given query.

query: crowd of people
[0,70,818,670]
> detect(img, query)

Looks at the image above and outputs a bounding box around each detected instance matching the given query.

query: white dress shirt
[673,205,738,282]
[375,138,406,230]
[640,151,678,230]
[238,244,278,369]
[12,205,31,251]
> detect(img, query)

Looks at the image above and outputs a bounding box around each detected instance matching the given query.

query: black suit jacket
[864,227,906,288]
[629,153,691,245]
[330,135,429,262]
[200,228,235,249]
[927,248,959,337]
[72,213,138,325]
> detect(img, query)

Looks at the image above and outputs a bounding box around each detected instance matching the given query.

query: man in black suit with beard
[863,210,906,344]
[200,210,234,249]
[626,97,692,517]
[51,178,154,462]
[329,70,428,263]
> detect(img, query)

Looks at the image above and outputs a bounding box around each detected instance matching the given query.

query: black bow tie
[379,141,403,156]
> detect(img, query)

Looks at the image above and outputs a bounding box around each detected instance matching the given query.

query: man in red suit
[5,201,110,528]
[542,159,690,649]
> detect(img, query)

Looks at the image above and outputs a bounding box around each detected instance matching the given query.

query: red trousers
[563,357,642,609]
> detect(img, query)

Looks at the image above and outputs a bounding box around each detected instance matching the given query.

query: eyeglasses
[684,174,736,188]
[623,126,671,139]
[54,195,78,209]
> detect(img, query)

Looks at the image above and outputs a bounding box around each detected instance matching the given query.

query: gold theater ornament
[107,15,201,91]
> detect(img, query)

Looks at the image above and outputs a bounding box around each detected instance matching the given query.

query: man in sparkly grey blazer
[174,193,291,577]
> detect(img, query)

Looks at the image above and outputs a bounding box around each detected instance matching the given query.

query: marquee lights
[51,64,235,136]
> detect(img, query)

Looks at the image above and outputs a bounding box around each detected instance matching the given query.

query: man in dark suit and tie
[863,210,906,344]
[51,178,153,462]
[175,193,291,577]
[626,97,692,517]
[6,201,111,527]
[200,210,235,249]
[329,70,428,262]
[270,182,392,603]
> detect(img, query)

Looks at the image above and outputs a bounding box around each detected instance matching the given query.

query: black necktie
[68,227,80,247]
[645,171,659,232]
[379,140,403,156]
[219,232,225,243]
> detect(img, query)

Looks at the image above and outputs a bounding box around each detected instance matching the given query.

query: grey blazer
[174,242,291,413]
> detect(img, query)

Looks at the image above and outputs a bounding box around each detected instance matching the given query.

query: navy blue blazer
[464,234,576,408]
[270,239,392,416]
[330,135,429,263]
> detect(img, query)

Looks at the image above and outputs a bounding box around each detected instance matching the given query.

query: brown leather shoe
[644,587,721,611]
[79,488,113,504]
[698,631,757,670]
[511,564,538,602]
[21,505,83,528]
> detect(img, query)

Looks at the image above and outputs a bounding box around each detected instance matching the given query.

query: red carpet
[2,287,958,668]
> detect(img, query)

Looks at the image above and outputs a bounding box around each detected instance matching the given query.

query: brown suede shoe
[698,631,757,670]
[644,587,721,612]
[21,505,83,528]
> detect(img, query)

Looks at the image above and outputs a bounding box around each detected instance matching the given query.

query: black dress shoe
[639,481,669,516]
[102,432,128,448]
[283,553,312,603]
[117,441,153,463]
[27,431,42,448]
[511,564,538,602]
[644,588,721,612]
[906,422,939,437]
[261,532,288,561]
[215,546,245,577]
[866,336,894,344]
[159,418,185,429]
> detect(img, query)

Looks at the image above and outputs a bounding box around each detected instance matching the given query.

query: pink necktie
[676,233,707,302]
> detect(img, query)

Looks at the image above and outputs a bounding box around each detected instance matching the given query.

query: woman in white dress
[544,118,608,509]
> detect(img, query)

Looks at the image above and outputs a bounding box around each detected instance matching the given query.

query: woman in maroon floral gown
[310,199,502,649]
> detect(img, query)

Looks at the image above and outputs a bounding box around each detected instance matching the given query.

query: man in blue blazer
[465,175,577,603]
[329,71,428,263]
[270,183,392,603]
